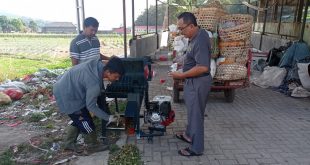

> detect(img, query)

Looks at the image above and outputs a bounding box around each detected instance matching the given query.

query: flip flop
[178,147,202,157]
[175,134,191,144]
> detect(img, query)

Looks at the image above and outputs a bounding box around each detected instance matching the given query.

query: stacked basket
[192,0,227,59]
[214,14,253,80]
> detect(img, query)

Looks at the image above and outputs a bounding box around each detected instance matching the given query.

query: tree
[29,20,38,32]
[10,18,26,32]
[0,15,10,32]
[135,4,166,26]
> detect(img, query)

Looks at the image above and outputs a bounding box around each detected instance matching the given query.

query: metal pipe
[132,0,135,37]
[300,0,309,41]
[253,1,258,31]
[247,0,250,14]
[75,0,81,34]
[81,0,85,22]
[156,0,158,49]
[277,0,284,35]
[123,0,127,57]
[259,0,269,50]
[147,0,149,34]
[294,0,301,22]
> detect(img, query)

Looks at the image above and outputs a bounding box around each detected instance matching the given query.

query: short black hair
[177,12,198,26]
[105,56,125,76]
[84,17,99,28]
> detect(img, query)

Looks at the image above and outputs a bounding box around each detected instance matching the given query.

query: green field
[0,33,128,81]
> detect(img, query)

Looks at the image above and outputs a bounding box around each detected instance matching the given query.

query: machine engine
[144,96,175,129]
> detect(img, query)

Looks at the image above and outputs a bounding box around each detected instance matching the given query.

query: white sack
[297,63,310,90]
[253,66,287,88]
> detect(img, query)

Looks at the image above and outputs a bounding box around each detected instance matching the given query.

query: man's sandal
[175,134,191,144]
[178,147,202,157]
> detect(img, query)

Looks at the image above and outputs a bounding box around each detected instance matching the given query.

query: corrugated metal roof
[44,22,76,28]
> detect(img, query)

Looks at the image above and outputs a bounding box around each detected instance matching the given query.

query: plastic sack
[168,24,177,32]
[3,88,24,100]
[291,86,310,98]
[210,59,216,78]
[0,81,30,93]
[0,92,12,105]
[298,63,310,90]
[173,36,188,53]
[253,66,287,88]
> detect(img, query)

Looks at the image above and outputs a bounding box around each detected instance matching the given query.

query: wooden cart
[173,50,253,103]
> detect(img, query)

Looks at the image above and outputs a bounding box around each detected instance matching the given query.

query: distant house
[112,26,162,35]
[135,26,162,34]
[42,22,76,34]
[112,27,131,34]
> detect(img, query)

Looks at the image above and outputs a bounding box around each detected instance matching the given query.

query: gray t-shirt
[70,34,101,64]
[183,29,211,73]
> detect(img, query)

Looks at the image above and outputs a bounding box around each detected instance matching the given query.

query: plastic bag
[210,59,216,78]
[298,63,310,90]
[253,66,287,88]
[3,88,24,100]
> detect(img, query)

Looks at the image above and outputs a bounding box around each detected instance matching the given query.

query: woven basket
[219,40,250,58]
[193,7,227,32]
[219,14,253,41]
[204,0,225,9]
[235,51,248,65]
[214,63,247,80]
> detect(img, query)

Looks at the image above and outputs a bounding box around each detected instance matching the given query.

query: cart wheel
[173,87,180,103]
[224,89,235,103]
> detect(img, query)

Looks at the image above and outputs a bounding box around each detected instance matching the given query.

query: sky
[0,0,161,30]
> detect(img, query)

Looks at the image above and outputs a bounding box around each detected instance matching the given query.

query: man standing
[169,12,211,156]
[70,17,110,66]
[53,57,125,153]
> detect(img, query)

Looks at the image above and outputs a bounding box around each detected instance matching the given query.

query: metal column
[123,0,127,57]
[300,0,310,41]
[155,0,159,49]
[75,0,81,34]
[132,0,135,37]
[277,0,285,35]
[147,0,149,34]
[81,0,85,22]
[259,0,269,50]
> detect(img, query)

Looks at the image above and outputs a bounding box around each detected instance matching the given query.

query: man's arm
[71,57,79,66]
[169,66,208,79]
[85,85,110,121]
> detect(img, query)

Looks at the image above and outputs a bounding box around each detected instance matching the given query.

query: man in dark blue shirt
[170,12,212,156]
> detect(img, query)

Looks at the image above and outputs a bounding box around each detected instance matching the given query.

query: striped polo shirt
[70,34,101,64]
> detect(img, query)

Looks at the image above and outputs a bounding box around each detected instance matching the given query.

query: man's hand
[169,71,185,80]
[106,115,119,126]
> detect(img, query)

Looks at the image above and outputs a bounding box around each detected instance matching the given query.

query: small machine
[141,96,175,143]
[98,57,174,143]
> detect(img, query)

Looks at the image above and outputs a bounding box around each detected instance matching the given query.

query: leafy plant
[0,149,14,165]
[28,113,46,122]
[108,144,142,165]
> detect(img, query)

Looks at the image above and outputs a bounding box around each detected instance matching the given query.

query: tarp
[279,42,310,68]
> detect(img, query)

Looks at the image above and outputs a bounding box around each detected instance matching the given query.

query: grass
[0,57,71,81]
[0,34,128,82]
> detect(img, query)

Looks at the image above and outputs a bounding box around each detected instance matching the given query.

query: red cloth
[3,88,23,100]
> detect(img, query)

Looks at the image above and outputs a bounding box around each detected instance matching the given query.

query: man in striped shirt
[70,17,109,66]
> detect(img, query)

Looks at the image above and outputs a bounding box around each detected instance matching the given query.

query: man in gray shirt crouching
[53,57,125,154]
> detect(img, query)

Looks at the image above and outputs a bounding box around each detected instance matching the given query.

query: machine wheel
[224,89,235,103]
[173,87,180,103]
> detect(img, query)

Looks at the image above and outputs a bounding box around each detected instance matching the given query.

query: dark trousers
[68,107,95,134]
